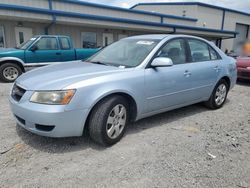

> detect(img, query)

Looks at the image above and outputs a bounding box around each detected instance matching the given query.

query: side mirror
[151,57,173,67]
[30,45,38,52]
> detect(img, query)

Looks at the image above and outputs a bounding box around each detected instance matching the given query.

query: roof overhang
[0,3,237,39]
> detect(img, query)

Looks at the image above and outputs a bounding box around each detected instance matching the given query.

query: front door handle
[214,66,221,72]
[184,70,191,77]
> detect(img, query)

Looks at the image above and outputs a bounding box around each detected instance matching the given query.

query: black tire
[0,62,22,82]
[205,79,229,109]
[89,95,129,146]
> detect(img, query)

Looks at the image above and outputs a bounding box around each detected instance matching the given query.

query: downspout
[169,27,176,34]
[45,0,56,35]
[218,10,225,49]
[221,10,225,30]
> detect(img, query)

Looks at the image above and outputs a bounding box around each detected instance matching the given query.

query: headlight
[30,90,76,105]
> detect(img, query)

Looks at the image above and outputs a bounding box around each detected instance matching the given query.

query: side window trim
[32,36,59,50]
[183,38,192,63]
[209,46,222,60]
[146,37,188,68]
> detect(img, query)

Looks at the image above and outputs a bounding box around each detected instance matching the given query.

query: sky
[80,0,250,13]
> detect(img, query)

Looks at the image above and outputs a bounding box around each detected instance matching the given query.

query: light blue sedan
[9,35,237,146]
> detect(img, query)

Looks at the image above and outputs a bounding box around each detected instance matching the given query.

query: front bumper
[237,67,250,80]
[9,92,89,137]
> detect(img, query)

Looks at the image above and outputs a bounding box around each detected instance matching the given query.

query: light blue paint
[9,35,237,138]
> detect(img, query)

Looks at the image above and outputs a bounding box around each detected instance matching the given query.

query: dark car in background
[236,57,250,80]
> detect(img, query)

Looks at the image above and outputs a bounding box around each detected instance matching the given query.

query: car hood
[16,61,127,90]
[237,57,250,67]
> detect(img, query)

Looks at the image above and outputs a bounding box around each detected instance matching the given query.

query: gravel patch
[0,81,249,188]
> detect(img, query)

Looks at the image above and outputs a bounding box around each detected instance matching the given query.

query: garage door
[233,24,249,52]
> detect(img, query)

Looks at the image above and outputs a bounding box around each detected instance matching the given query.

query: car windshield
[86,39,160,67]
[17,37,38,50]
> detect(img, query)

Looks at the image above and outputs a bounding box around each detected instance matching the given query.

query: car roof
[125,34,169,40]
[33,35,69,38]
[125,34,205,41]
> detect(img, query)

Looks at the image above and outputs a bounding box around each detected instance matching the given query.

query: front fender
[64,70,145,120]
[0,57,25,65]
[0,57,25,72]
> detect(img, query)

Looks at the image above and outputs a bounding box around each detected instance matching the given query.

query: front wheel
[0,63,22,82]
[89,95,129,146]
[205,79,229,109]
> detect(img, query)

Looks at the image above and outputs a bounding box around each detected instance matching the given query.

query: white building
[0,0,249,53]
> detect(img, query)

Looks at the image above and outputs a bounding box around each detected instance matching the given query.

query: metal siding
[52,1,160,23]
[0,0,240,50]
[0,0,49,8]
[132,4,198,19]
[196,6,223,29]
[0,10,51,21]
[55,16,173,33]
[222,11,250,51]
[163,18,196,26]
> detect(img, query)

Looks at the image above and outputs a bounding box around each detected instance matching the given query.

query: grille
[11,84,26,102]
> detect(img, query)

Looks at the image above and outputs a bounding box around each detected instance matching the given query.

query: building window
[0,26,5,48]
[19,32,24,44]
[81,32,97,48]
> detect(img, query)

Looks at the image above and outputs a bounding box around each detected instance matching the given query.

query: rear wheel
[205,79,229,109]
[0,63,22,82]
[89,95,129,146]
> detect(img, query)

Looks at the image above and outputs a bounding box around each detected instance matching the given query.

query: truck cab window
[59,37,71,50]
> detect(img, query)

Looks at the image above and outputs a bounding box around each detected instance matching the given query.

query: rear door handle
[214,66,221,72]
